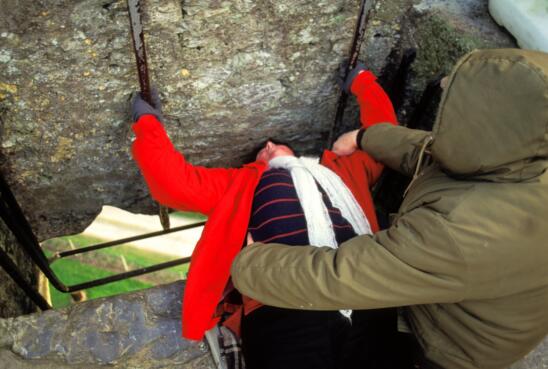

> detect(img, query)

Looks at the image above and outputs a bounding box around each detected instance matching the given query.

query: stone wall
[0,0,360,239]
[0,0,514,241]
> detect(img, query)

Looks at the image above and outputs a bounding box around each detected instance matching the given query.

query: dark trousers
[241,306,420,369]
[241,306,347,369]
[342,309,420,369]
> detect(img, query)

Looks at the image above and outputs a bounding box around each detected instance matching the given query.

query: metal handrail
[65,256,192,291]
[0,171,200,308]
[48,221,205,262]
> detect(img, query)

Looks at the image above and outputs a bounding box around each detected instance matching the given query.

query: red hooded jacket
[131,71,397,340]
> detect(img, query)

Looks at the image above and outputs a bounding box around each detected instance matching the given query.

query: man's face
[256,141,295,162]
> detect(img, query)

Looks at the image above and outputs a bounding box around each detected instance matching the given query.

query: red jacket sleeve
[131,115,237,216]
[347,70,399,184]
[351,70,398,128]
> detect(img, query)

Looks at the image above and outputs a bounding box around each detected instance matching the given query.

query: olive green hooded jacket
[231,49,548,369]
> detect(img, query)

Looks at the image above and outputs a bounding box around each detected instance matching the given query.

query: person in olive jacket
[231,48,548,369]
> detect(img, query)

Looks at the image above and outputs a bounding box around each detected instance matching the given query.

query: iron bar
[50,221,205,261]
[1,171,195,294]
[326,0,375,148]
[127,0,170,230]
[0,245,51,310]
[66,256,191,291]
[127,0,152,103]
[0,174,70,292]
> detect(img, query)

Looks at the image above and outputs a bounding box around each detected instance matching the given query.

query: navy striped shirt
[248,168,357,246]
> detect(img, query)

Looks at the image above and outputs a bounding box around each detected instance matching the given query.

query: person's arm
[132,113,237,216]
[359,124,432,177]
[231,206,467,310]
[342,70,399,185]
[352,70,398,128]
[334,124,431,178]
[333,67,432,177]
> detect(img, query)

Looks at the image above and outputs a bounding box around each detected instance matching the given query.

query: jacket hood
[431,49,548,181]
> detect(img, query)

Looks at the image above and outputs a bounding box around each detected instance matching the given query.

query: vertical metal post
[0,246,51,310]
[127,0,170,230]
[326,0,375,148]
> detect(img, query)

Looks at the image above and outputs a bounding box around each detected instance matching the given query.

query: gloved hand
[130,88,163,122]
[338,61,368,94]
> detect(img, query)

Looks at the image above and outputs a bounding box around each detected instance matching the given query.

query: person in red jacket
[131,65,399,368]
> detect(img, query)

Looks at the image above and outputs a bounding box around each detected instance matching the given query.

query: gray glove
[130,88,163,122]
[338,61,368,94]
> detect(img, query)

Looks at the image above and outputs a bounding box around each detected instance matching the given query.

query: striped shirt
[248,167,357,246]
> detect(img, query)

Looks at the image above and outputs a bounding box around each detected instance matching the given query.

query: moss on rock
[413,14,486,81]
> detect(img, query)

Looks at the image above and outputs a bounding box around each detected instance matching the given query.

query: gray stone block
[0,281,215,368]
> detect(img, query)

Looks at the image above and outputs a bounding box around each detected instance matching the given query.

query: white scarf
[269,156,372,246]
[269,156,373,319]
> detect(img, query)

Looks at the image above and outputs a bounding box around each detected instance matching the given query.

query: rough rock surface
[0,280,546,368]
[0,0,515,240]
[0,0,359,239]
[0,281,216,369]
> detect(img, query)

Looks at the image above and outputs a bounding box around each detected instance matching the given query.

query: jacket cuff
[132,114,164,136]
[356,128,366,151]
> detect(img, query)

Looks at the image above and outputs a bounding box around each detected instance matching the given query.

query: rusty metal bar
[0,173,70,292]
[128,0,152,103]
[0,245,51,310]
[127,0,171,230]
[326,0,375,148]
[49,221,205,261]
[65,256,191,291]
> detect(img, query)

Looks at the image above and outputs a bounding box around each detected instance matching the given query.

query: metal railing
[0,172,203,310]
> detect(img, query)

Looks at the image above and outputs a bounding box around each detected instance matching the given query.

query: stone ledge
[0,280,546,368]
[0,281,215,368]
